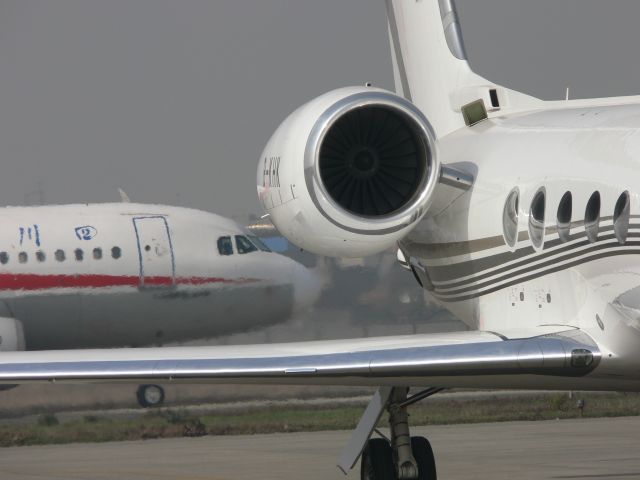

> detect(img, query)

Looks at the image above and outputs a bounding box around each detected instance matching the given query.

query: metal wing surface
[0,329,600,387]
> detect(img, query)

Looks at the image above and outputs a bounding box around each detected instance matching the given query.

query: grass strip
[2,392,640,447]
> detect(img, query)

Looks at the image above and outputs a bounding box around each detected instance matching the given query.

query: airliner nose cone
[292,262,323,312]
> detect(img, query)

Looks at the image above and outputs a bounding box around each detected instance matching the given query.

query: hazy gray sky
[0,1,639,217]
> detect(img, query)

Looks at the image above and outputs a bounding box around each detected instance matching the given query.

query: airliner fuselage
[0,203,319,350]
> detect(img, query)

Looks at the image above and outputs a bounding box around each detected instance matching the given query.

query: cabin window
[217,236,233,256]
[528,188,546,249]
[75,249,84,261]
[235,235,258,254]
[585,191,601,243]
[0,252,8,265]
[502,188,519,248]
[35,251,46,262]
[111,246,122,259]
[248,235,272,252]
[557,191,572,243]
[614,191,630,244]
[18,252,27,264]
[93,248,103,260]
[55,249,66,262]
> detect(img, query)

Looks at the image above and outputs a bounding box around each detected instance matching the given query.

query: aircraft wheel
[411,436,437,480]
[136,384,165,408]
[360,438,396,480]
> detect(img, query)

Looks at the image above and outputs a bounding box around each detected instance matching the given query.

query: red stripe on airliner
[0,274,259,291]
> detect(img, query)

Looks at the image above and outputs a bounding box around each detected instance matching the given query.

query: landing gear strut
[340,387,441,480]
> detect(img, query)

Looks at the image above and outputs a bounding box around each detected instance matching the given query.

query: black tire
[136,384,165,408]
[411,436,437,480]
[361,438,396,480]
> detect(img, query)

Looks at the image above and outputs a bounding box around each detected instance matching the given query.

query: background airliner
[0,201,321,405]
[1,1,639,479]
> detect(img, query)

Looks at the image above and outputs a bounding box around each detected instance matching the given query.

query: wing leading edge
[0,329,599,386]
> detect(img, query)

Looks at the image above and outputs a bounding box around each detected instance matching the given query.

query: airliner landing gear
[339,386,440,480]
[136,384,165,408]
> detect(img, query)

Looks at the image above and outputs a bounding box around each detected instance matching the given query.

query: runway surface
[1,416,638,479]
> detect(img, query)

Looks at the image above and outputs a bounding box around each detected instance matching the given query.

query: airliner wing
[0,329,600,386]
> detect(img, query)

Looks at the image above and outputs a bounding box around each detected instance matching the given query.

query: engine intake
[258,86,439,257]
[319,105,429,217]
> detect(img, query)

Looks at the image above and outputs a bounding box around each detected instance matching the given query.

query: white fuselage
[402,99,640,387]
[0,202,319,350]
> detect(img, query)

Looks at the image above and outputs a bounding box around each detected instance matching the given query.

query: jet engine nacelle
[0,317,25,351]
[257,87,440,257]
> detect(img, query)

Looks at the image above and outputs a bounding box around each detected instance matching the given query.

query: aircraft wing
[0,328,600,387]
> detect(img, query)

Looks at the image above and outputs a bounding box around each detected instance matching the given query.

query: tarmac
[0,416,638,479]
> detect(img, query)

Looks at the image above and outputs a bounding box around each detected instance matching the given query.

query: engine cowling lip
[303,90,440,235]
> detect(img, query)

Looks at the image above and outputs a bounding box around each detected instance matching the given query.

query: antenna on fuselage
[117,188,131,203]
[565,86,571,101]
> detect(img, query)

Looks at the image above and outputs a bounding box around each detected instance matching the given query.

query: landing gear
[361,438,395,480]
[409,437,437,480]
[344,387,441,480]
[136,384,165,408]
[361,436,436,480]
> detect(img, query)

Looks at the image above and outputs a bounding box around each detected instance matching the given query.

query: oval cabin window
[585,191,601,243]
[529,188,546,249]
[502,188,519,248]
[613,191,630,244]
[556,191,572,243]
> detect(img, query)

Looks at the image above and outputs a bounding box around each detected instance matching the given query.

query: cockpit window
[248,235,272,252]
[235,235,258,254]
[217,236,233,256]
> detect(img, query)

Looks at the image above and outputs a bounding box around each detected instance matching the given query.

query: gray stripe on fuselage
[434,236,640,296]
[400,217,640,301]
[432,247,640,302]
[428,226,624,287]
[410,221,624,284]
